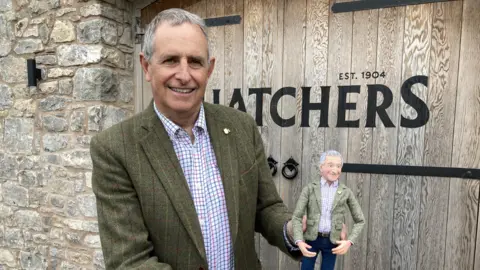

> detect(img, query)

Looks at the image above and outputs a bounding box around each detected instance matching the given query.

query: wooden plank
[446,0,480,269]
[279,0,306,268]
[366,6,405,270]
[141,0,206,27]
[343,8,378,270]
[258,0,283,267]
[243,0,263,258]
[302,0,329,184]
[223,0,243,106]
[416,1,462,270]
[391,3,432,270]
[324,2,353,269]
[184,0,207,17]
[205,0,225,104]
[302,0,329,269]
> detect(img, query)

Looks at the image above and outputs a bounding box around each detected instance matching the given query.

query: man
[90,8,301,270]
[291,150,365,270]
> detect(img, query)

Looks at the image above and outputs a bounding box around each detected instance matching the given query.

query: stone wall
[0,0,135,269]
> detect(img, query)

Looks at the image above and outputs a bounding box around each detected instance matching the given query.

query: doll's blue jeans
[301,234,337,270]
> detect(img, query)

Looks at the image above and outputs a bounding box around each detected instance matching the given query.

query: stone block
[77,18,117,45]
[0,84,13,110]
[0,55,27,83]
[43,133,70,152]
[77,194,96,217]
[57,44,102,66]
[4,118,34,153]
[42,115,68,132]
[14,38,44,54]
[73,68,118,101]
[51,20,75,43]
[39,96,69,111]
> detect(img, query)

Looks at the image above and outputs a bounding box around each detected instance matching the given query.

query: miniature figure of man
[291,150,365,270]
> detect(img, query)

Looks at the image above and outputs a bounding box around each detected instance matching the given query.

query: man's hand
[332,240,351,255]
[286,216,308,243]
[297,241,316,257]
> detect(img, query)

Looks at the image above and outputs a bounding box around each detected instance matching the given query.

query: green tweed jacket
[90,102,296,270]
[291,181,365,245]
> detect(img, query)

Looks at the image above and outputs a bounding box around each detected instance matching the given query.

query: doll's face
[320,156,342,183]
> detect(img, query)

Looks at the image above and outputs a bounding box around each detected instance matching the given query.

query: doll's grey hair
[319,150,343,166]
[142,8,210,63]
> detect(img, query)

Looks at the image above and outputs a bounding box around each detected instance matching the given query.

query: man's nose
[175,59,192,83]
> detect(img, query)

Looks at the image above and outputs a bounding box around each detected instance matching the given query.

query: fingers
[300,247,317,257]
[332,241,349,255]
[298,242,316,257]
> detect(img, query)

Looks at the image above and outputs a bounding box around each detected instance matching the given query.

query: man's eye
[190,60,202,66]
[164,58,175,63]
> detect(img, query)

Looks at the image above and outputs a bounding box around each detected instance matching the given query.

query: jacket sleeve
[90,134,173,270]
[291,186,309,242]
[346,189,365,244]
[249,117,293,256]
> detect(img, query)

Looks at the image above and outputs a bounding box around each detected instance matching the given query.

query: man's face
[140,22,215,116]
[320,156,342,183]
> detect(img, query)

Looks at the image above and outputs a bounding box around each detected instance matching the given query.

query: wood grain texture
[392,3,432,270]
[184,0,207,17]
[258,0,284,267]
[302,0,329,186]
[243,0,264,257]
[205,0,225,104]
[366,6,405,270]
[303,2,329,268]
[279,0,306,268]
[324,0,352,152]
[325,2,353,269]
[446,0,480,269]
[343,8,378,270]
[416,2,462,270]
[223,0,243,106]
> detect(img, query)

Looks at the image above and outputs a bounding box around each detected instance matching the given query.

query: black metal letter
[228,88,247,112]
[366,84,395,127]
[301,86,330,127]
[249,88,272,126]
[337,86,360,127]
[270,87,296,127]
[400,75,429,128]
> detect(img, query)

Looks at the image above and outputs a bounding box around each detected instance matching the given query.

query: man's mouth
[169,87,195,94]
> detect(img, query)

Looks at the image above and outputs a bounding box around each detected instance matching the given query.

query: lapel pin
[337,191,342,194]
[223,128,230,134]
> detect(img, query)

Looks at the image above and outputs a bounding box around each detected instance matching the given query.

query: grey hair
[319,150,343,166]
[142,8,210,62]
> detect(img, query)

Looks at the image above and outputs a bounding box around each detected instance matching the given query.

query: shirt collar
[321,177,339,187]
[153,102,207,140]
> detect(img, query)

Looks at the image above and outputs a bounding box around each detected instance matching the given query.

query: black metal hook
[282,157,299,180]
[267,156,278,176]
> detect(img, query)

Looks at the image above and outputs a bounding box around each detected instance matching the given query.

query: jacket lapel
[332,184,346,210]
[138,102,206,260]
[204,103,240,245]
[313,181,322,212]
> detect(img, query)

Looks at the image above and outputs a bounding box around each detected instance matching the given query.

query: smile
[169,87,195,94]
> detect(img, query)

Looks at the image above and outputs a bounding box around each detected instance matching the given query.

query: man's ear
[139,52,152,82]
[207,57,216,78]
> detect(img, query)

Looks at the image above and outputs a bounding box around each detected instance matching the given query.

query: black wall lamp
[27,59,43,87]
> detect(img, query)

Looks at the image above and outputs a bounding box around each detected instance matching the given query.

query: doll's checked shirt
[318,178,339,233]
[154,103,234,270]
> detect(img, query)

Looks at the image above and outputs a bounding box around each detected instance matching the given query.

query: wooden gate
[135,0,480,269]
